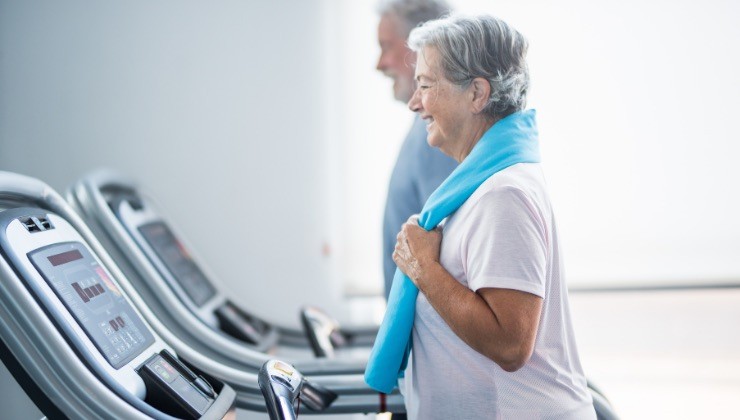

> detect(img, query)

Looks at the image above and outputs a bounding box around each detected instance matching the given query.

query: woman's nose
[408,88,421,112]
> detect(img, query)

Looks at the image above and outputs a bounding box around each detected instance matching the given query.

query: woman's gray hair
[377,0,451,38]
[408,14,529,119]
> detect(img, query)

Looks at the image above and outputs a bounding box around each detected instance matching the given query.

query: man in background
[376,0,457,299]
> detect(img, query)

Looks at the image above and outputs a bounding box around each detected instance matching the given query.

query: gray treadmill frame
[1,171,403,415]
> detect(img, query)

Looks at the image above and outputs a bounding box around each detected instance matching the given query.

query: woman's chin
[426,133,442,148]
[427,138,451,158]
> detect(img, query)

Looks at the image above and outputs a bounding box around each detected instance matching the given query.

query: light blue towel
[364,109,541,393]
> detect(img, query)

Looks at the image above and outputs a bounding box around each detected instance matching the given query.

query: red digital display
[48,249,84,266]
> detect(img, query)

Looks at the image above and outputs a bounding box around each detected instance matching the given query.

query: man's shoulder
[399,115,428,149]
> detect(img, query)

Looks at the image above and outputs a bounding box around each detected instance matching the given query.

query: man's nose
[376,54,386,72]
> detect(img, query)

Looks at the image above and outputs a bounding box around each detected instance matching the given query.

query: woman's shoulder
[448,163,550,227]
[471,162,547,203]
[445,163,552,243]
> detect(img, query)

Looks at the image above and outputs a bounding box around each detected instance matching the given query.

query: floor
[570,287,740,419]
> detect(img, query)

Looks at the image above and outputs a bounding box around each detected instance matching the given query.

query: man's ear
[469,77,491,114]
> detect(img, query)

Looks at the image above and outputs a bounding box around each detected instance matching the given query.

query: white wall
[0,0,347,328]
[332,0,740,294]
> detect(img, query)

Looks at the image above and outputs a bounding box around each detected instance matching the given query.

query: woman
[391,15,596,419]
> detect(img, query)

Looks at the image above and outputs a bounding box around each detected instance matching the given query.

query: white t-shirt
[404,163,595,420]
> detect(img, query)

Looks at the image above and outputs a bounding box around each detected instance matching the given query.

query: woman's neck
[454,115,498,163]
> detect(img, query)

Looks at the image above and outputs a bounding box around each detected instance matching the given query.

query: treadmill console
[28,242,154,368]
[137,221,216,307]
[0,208,228,418]
[137,219,269,344]
[111,195,273,347]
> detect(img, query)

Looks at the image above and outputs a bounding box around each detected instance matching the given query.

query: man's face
[376,13,416,103]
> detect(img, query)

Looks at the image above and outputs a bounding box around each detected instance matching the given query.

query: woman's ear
[469,77,491,114]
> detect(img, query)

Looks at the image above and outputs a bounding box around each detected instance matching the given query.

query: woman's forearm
[415,261,542,372]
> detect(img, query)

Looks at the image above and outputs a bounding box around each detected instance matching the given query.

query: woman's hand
[392,215,442,288]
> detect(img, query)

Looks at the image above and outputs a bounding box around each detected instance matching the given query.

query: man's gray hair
[409,14,529,119]
[377,0,451,38]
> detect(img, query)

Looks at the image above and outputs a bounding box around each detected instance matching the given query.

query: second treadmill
[67,169,378,375]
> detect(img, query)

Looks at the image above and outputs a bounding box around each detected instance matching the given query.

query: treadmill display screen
[138,222,216,307]
[48,249,83,266]
[28,242,155,369]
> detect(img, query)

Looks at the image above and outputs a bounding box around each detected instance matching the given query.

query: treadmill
[0,171,404,415]
[67,169,377,371]
[0,175,236,419]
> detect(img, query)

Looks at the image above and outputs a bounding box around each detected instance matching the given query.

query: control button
[271,374,294,391]
[193,377,215,398]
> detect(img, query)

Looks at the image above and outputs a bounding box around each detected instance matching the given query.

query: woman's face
[408,47,473,160]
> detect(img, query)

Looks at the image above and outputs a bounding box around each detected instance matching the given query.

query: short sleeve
[463,186,548,298]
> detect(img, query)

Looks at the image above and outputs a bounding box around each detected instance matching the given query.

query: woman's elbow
[492,343,534,372]
[498,358,527,372]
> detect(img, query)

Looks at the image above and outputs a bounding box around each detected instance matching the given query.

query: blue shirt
[381,115,458,299]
